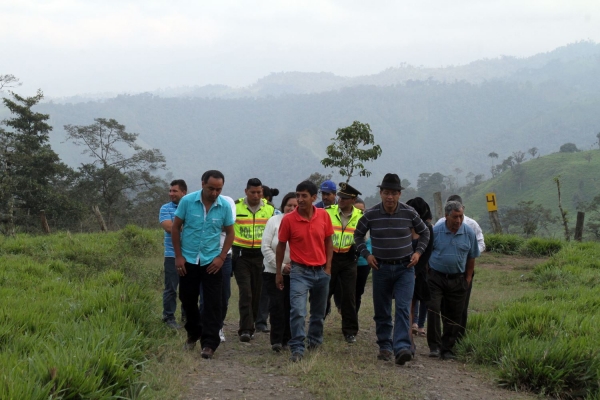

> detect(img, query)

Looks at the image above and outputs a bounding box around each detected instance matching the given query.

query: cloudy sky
[2,0,599,97]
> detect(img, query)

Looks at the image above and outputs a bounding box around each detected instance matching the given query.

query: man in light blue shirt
[427,201,480,360]
[172,170,234,360]
[159,179,187,329]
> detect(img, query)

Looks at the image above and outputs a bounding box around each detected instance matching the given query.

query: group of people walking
[159,170,484,365]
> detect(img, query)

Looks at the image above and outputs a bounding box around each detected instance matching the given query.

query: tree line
[0,76,167,234]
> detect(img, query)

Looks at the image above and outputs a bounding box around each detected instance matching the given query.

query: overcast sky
[2,0,599,97]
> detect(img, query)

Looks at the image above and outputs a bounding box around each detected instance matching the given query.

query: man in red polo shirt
[276,180,334,362]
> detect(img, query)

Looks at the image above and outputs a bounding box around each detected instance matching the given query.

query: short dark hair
[280,192,297,212]
[202,170,225,184]
[447,194,463,204]
[296,180,318,196]
[355,197,365,205]
[246,178,262,189]
[170,179,187,192]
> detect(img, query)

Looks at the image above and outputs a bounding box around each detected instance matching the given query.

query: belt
[376,257,410,265]
[292,262,325,269]
[430,268,464,280]
[233,246,263,258]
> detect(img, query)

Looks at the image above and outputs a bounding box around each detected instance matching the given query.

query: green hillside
[463,149,600,235]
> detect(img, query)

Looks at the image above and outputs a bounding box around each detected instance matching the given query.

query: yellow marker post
[486,192,502,233]
[486,192,498,212]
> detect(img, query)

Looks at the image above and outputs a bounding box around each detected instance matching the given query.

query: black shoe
[441,352,457,360]
[345,335,356,344]
[377,349,393,361]
[429,349,440,358]
[183,338,197,351]
[395,349,413,366]
[307,342,320,351]
[240,331,252,342]
[289,352,303,362]
[165,319,181,330]
[272,343,283,353]
[255,325,270,333]
[201,347,215,359]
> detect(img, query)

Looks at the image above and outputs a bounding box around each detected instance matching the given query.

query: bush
[484,234,524,254]
[520,237,563,257]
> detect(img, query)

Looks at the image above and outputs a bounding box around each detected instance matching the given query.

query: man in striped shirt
[354,173,430,366]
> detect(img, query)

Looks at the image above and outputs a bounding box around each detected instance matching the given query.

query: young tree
[528,147,539,158]
[0,74,21,91]
[64,118,166,227]
[488,152,499,176]
[504,200,556,237]
[554,176,570,241]
[320,121,382,183]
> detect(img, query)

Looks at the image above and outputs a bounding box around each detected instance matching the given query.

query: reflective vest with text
[233,198,275,248]
[325,204,362,253]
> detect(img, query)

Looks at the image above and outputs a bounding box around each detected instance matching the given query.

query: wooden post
[433,192,443,221]
[39,210,51,234]
[488,211,503,234]
[92,205,108,232]
[574,211,585,242]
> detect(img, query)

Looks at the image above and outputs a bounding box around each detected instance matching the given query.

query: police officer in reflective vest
[325,182,362,343]
[233,178,276,342]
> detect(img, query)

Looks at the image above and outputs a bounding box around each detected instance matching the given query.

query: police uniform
[232,192,275,339]
[325,182,362,342]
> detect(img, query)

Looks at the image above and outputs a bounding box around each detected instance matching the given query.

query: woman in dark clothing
[406,197,434,353]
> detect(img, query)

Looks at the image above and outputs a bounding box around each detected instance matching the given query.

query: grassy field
[462,149,600,237]
[2,229,599,399]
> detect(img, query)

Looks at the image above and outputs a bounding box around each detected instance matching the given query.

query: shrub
[484,234,524,254]
[520,238,563,257]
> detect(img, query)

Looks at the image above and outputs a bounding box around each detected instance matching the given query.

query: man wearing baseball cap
[315,180,337,208]
[354,173,430,366]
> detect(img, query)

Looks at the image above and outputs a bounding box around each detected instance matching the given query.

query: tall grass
[459,241,600,398]
[0,226,171,399]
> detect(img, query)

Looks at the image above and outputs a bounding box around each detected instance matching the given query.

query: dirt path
[181,254,543,399]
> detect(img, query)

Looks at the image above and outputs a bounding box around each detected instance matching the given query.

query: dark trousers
[355,264,371,313]
[328,256,358,336]
[456,274,474,341]
[179,262,222,351]
[199,254,232,328]
[233,255,264,335]
[426,269,468,356]
[263,272,291,346]
[255,281,270,330]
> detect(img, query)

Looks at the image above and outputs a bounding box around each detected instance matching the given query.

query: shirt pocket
[456,242,471,263]
[205,218,222,235]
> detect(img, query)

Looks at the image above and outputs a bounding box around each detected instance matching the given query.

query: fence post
[433,192,443,221]
[574,211,585,242]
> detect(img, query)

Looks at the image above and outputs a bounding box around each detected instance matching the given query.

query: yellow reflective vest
[325,205,362,253]
[233,198,275,248]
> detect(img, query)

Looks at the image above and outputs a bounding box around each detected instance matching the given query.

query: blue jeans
[372,261,415,355]
[199,254,232,328]
[162,257,179,321]
[288,263,331,355]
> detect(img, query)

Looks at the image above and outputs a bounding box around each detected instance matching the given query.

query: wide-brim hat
[377,173,404,191]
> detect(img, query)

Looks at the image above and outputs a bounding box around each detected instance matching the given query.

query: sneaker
[429,349,440,358]
[219,329,226,343]
[183,338,197,351]
[272,343,283,353]
[165,319,181,330]
[239,332,252,343]
[289,352,303,362]
[345,335,356,344]
[395,349,413,366]
[377,349,393,361]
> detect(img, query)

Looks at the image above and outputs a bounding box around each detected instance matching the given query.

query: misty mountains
[37,41,600,197]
